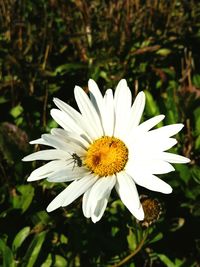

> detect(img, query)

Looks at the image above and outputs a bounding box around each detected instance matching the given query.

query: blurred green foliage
[0,0,200,266]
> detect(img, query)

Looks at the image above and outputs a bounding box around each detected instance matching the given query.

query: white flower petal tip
[22,155,33,161]
[88,79,98,88]
[135,205,145,221]
[178,123,184,130]
[133,91,146,106]
[53,97,65,108]
[46,190,66,212]
[138,115,165,132]
[74,85,82,93]
[29,138,48,146]
[172,123,184,134]
[46,204,56,213]
[175,156,190,164]
[22,156,27,162]
[160,114,165,119]
[160,183,173,194]
[27,176,41,182]
[29,140,37,145]
[183,158,190,163]
[91,199,108,223]
[117,79,128,88]
[176,155,190,163]
[138,91,146,100]
[53,97,60,103]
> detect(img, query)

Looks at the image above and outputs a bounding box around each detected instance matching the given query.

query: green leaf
[194,107,200,135]
[185,185,200,200]
[156,48,171,56]
[55,63,86,75]
[10,105,23,118]
[48,83,60,93]
[54,255,68,267]
[99,70,110,82]
[149,232,163,244]
[12,226,31,252]
[89,65,100,81]
[127,229,137,251]
[0,239,16,267]
[165,84,179,124]
[144,90,160,117]
[22,231,47,267]
[139,62,147,73]
[31,211,51,226]
[157,254,185,267]
[175,165,190,185]
[41,254,52,267]
[174,258,185,267]
[162,68,176,78]
[191,166,200,184]
[60,234,68,245]
[0,96,9,104]
[195,135,200,150]
[192,74,200,87]
[11,184,35,213]
[157,254,176,267]
[45,119,58,132]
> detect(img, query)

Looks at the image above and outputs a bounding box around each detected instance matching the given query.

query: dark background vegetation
[0,0,200,266]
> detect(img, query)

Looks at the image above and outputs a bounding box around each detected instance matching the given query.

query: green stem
[111,230,149,267]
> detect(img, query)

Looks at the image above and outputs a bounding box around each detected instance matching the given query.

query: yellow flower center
[84,136,128,177]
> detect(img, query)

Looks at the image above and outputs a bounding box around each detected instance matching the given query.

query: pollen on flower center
[84,136,128,177]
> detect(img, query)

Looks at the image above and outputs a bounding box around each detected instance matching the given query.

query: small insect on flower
[71,153,83,168]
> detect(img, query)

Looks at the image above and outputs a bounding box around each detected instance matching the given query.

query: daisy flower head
[22,79,190,223]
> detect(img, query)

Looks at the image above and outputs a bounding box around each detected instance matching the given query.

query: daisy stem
[110,229,149,267]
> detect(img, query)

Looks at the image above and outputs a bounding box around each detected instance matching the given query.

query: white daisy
[22,79,190,223]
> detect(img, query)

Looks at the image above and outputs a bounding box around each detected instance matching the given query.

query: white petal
[114,80,132,137]
[91,197,109,223]
[87,176,116,223]
[42,134,85,154]
[51,128,89,149]
[128,91,145,131]
[47,174,98,212]
[131,136,177,157]
[133,173,172,194]
[152,138,177,152]
[88,79,104,117]
[90,176,116,202]
[22,149,69,161]
[74,86,103,138]
[137,115,165,132]
[127,159,175,175]
[53,97,81,119]
[53,98,93,141]
[47,167,89,183]
[29,138,49,146]
[102,89,115,136]
[159,152,190,163]
[114,79,131,109]
[82,187,92,218]
[149,124,184,137]
[50,109,85,135]
[116,172,144,220]
[27,160,66,181]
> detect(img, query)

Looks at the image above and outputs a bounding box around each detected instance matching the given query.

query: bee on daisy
[22,79,190,223]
